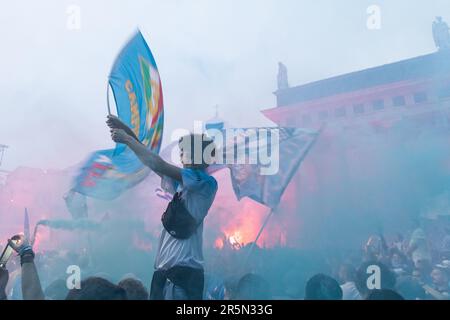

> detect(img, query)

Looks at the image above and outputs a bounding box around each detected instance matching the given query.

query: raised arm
[8,235,45,300]
[110,128,182,182]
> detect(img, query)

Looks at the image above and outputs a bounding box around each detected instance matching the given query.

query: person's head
[118,277,148,300]
[304,274,343,300]
[431,265,450,288]
[390,251,406,269]
[178,133,216,169]
[234,273,271,300]
[355,261,396,299]
[65,277,127,300]
[339,263,357,284]
[391,252,401,265]
[366,289,404,300]
[45,279,69,300]
[364,235,381,258]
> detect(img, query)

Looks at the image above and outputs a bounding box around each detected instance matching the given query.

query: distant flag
[71,30,164,200]
[224,127,319,209]
[221,127,320,263]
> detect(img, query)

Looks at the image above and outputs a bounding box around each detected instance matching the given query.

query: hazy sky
[0,0,449,170]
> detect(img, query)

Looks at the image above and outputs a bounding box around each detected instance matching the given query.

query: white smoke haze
[1,0,449,170]
[1,0,450,299]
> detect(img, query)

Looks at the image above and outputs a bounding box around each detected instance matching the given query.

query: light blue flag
[72,30,164,200]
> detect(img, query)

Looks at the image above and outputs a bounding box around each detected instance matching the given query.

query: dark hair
[235,273,271,300]
[355,261,396,299]
[304,273,343,300]
[65,277,127,300]
[179,133,216,166]
[366,289,404,300]
[118,278,148,300]
[45,279,69,300]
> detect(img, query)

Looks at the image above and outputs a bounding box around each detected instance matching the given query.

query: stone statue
[277,62,289,90]
[433,16,450,51]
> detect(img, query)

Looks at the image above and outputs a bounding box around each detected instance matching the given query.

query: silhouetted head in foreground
[118,277,148,300]
[304,273,343,300]
[234,273,271,300]
[65,277,127,300]
[45,279,69,300]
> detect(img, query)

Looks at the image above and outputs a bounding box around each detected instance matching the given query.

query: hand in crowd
[8,234,44,300]
[7,234,32,256]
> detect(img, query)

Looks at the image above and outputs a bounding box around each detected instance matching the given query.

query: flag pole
[31,223,40,247]
[240,126,324,270]
[24,208,30,241]
[243,207,276,269]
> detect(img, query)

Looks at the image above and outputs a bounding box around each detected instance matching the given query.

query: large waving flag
[72,30,164,200]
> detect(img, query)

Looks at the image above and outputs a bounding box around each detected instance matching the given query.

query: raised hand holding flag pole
[70,30,164,201]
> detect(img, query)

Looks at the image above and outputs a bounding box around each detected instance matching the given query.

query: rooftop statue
[277,62,289,90]
[433,16,450,51]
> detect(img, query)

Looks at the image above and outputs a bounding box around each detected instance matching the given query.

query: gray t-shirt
[154,168,218,270]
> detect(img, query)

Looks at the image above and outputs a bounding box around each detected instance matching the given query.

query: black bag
[161,192,199,239]
[150,266,204,300]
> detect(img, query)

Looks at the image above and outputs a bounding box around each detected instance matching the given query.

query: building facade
[260,47,450,249]
[263,51,450,131]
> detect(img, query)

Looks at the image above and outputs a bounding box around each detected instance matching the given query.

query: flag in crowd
[224,127,319,209]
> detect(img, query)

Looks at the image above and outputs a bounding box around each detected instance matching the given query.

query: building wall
[264,77,450,130]
[260,69,450,249]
